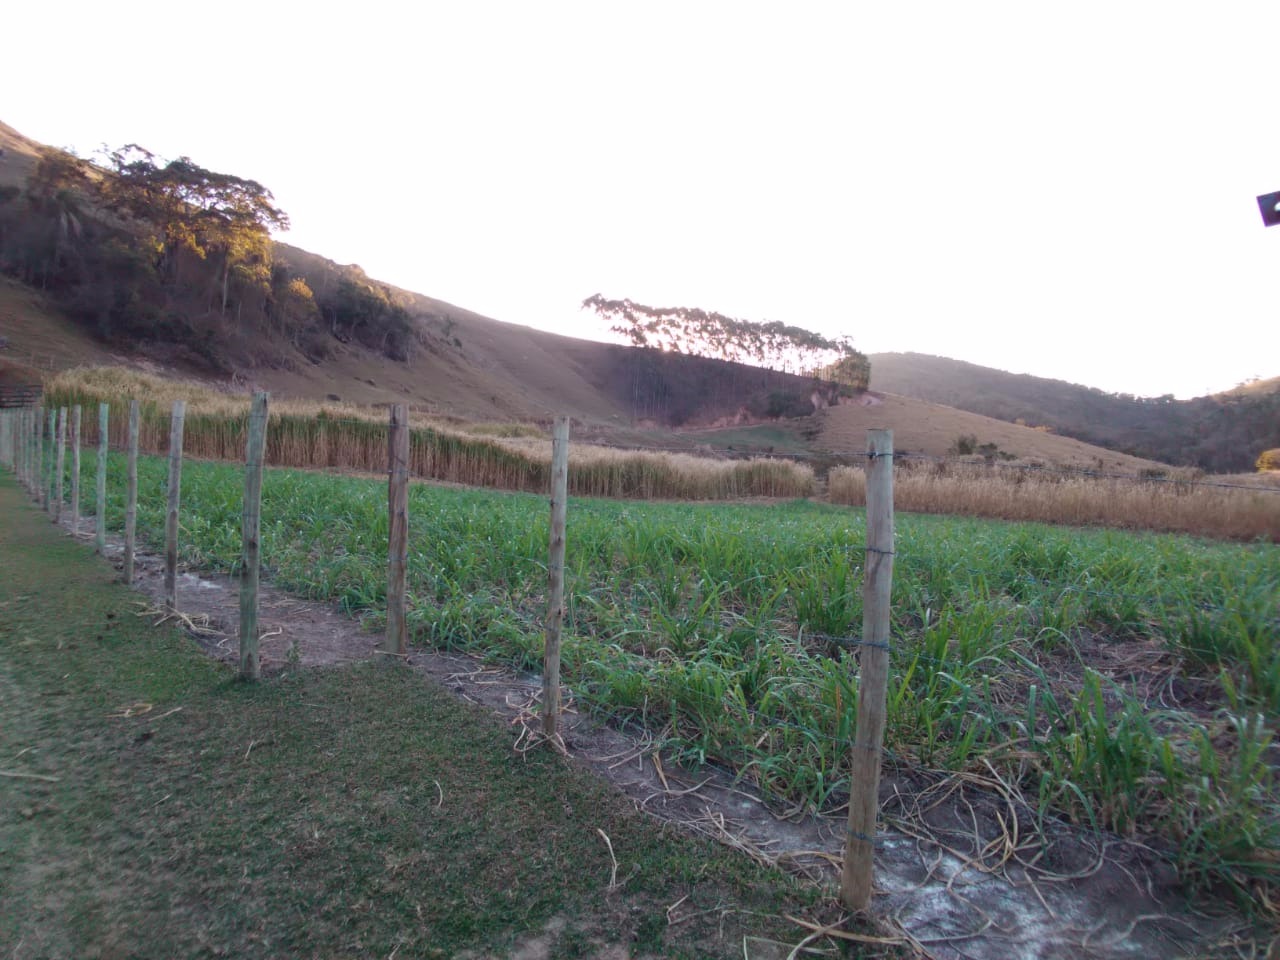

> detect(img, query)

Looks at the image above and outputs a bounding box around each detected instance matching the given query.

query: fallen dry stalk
[0,769,60,783]
[595,827,620,889]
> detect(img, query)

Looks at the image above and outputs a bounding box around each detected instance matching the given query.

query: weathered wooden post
[382,404,410,659]
[840,428,895,912]
[17,409,25,481]
[26,407,34,488]
[54,407,67,522]
[70,405,82,534]
[164,400,186,610]
[46,408,56,511]
[95,403,109,553]
[542,416,571,737]
[18,409,26,486]
[38,408,46,500]
[239,392,269,680]
[23,408,33,488]
[124,401,140,584]
[35,405,45,501]
[13,409,22,484]
[31,406,40,492]
[16,408,25,487]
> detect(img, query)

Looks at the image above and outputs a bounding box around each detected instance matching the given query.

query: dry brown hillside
[272,244,632,423]
[0,262,1174,472]
[0,121,41,187]
[868,352,1280,472]
[0,119,1184,472]
[0,278,124,381]
[819,392,1169,471]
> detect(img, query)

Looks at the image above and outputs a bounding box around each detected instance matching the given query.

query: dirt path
[52,512,1253,960]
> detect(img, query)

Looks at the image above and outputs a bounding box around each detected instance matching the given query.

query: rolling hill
[0,269,1172,473]
[868,352,1280,472]
[0,118,1229,474]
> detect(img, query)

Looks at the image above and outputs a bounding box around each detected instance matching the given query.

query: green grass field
[55,451,1280,907]
[0,474,851,959]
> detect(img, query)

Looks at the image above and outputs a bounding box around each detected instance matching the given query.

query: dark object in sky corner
[1256,191,1280,227]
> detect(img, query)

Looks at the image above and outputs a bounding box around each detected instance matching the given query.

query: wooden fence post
[46,408,56,511]
[840,428,895,912]
[36,406,46,503]
[54,407,67,523]
[382,404,409,659]
[18,409,27,487]
[96,403,109,553]
[124,401,140,585]
[17,409,26,487]
[70,406,81,535]
[14,410,22,485]
[22,409,30,487]
[239,392,269,680]
[164,400,186,610]
[24,408,33,489]
[28,407,38,495]
[33,406,42,499]
[542,416,571,737]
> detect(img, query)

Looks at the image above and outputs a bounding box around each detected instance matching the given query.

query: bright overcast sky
[4,1,1279,398]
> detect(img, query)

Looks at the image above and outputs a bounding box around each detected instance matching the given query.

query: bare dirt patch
[57,514,1259,960]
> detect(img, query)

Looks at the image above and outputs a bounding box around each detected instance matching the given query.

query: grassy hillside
[869,352,1280,472]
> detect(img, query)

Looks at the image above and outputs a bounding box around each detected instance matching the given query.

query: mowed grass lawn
[0,476,844,960]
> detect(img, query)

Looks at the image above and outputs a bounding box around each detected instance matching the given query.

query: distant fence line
[36,387,815,502]
[12,382,1280,542]
[0,383,41,408]
[0,399,902,914]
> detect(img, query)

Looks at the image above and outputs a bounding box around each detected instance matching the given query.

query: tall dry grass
[41,367,814,501]
[828,461,1280,542]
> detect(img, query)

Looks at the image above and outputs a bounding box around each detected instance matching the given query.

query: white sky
[4,1,1279,399]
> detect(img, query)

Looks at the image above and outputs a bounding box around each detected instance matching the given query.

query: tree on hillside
[319,275,418,361]
[268,273,320,346]
[97,145,289,315]
[1,148,96,289]
[815,352,873,392]
[581,294,870,388]
[0,140,429,369]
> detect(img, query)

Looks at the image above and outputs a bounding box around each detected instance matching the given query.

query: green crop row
[50,452,1280,900]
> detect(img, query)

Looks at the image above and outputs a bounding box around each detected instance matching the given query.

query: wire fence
[7,400,1275,629]
[2,403,1277,907]
[17,386,1280,509]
